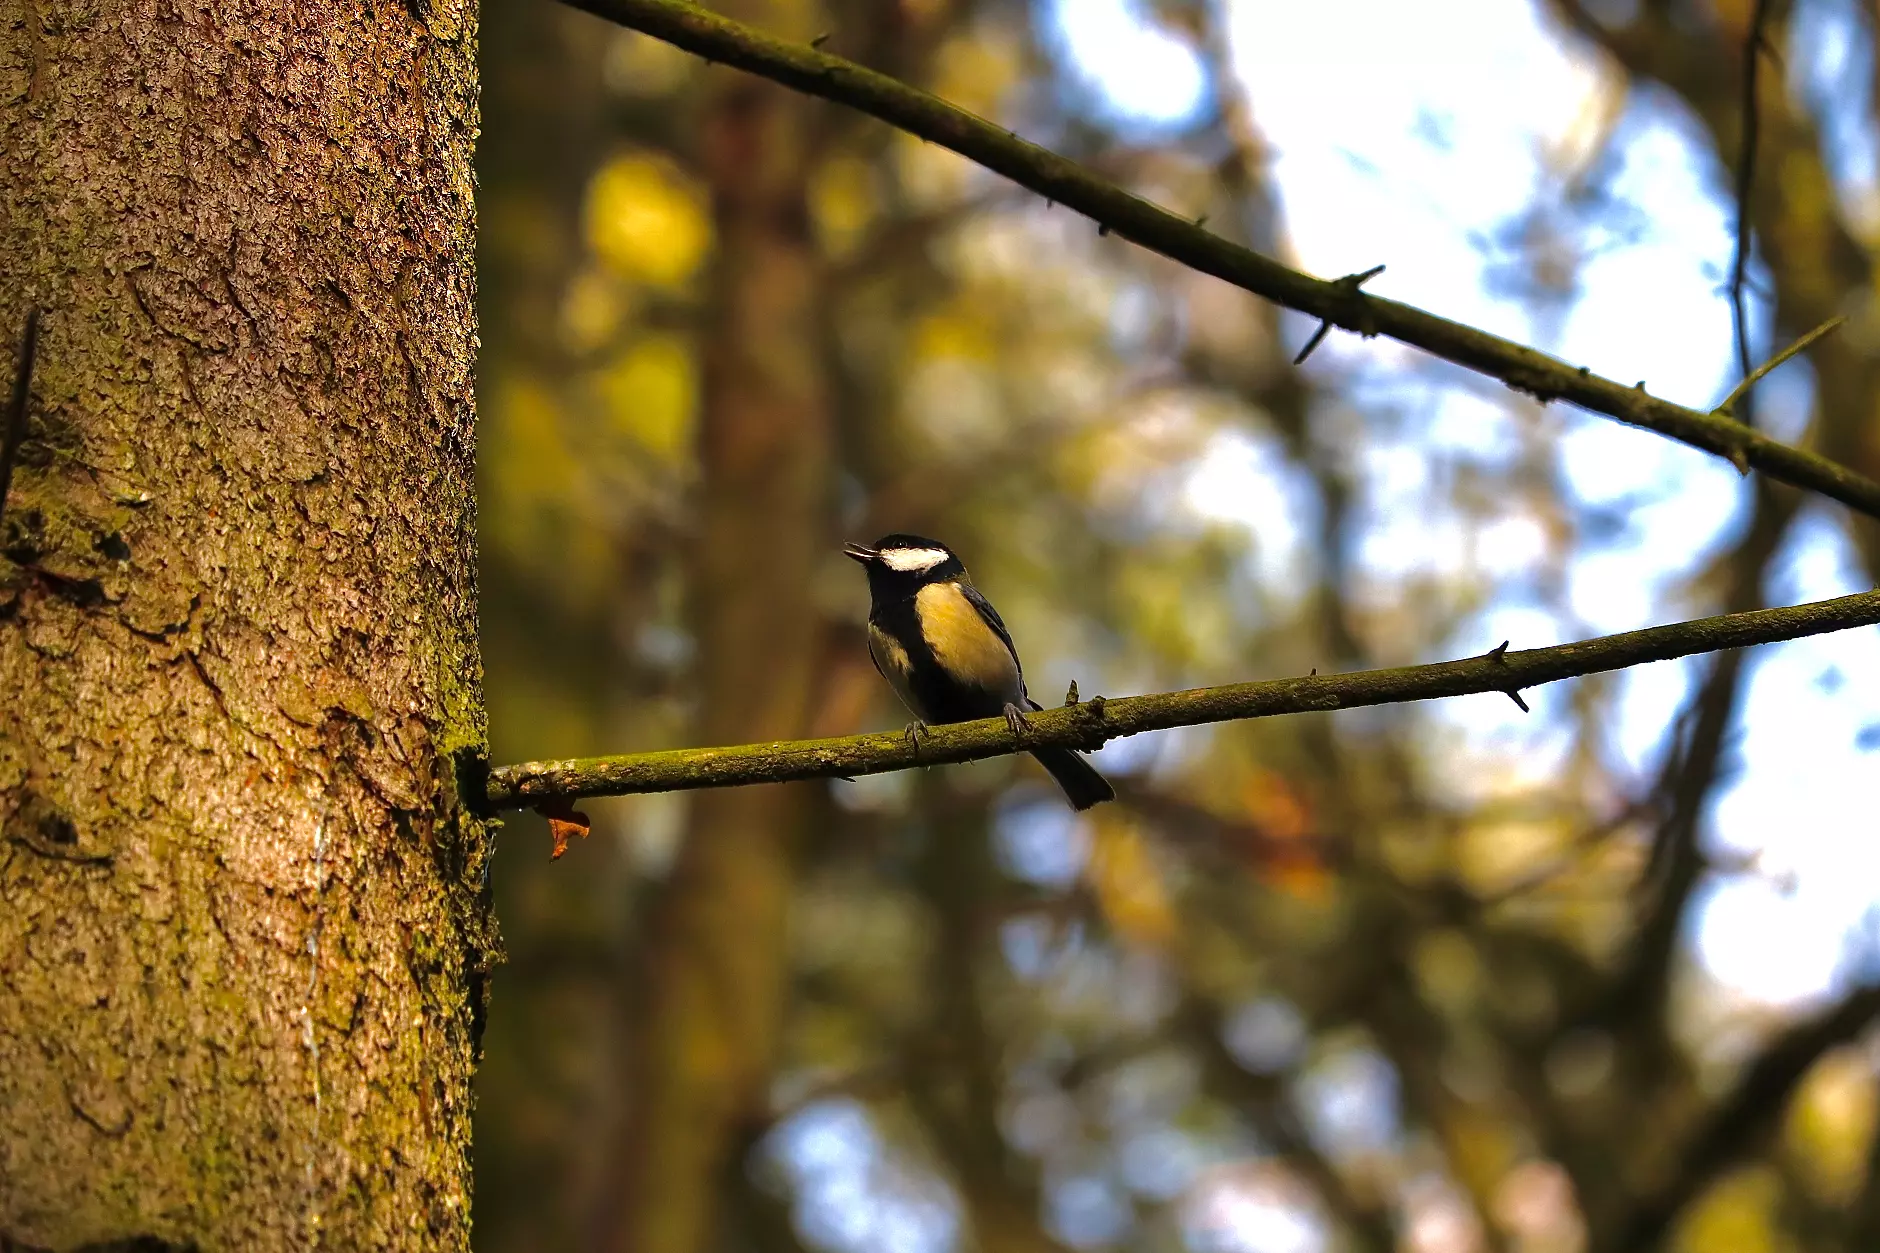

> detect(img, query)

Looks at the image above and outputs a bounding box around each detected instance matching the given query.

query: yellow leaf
[1782,1047,1876,1205]
[1439,1106,1519,1203]
[559,267,632,354]
[485,376,579,528]
[811,156,878,259]
[893,130,977,208]
[1672,1167,1788,1253]
[585,153,711,289]
[912,308,997,365]
[598,335,698,466]
[931,32,1020,118]
[1086,812,1177,950]
[1455,815,1573,897]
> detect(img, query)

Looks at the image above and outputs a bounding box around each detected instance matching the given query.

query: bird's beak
[841,542,879,564]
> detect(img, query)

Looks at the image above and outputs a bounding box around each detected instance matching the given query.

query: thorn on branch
[1484,642,1525,709]
[810,31,830,48]
[1293,324,1333,366]
[1293,264,1385,365]
[1,307,42,525]
[1064,679,1079,706]
[536,799,591,861]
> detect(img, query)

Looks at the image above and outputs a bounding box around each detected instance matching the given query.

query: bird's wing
[958,581,1026,690]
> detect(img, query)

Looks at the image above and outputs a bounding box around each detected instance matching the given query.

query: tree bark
[0,2,491,1250]
[603,6,831,1249]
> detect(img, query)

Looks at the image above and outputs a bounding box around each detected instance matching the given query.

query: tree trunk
[0,3,491,1250]
[604,8,831,1250]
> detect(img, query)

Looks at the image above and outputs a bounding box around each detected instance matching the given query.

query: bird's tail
[1030,747,1115,811]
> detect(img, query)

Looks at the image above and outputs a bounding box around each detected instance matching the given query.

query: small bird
[843,534,1114,810]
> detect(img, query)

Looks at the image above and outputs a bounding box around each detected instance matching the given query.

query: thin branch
[1614,984,1880,1253]
[1713,314,1843,420]
[484,588,1880,810]
[1727,0,1775,427]
[1601,646,1749,1032]
[557,0,1880,520]
[1597,489,1795,1039]
[0,308,41,523]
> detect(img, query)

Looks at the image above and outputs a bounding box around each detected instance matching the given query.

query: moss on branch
[484,588,1880,810]
[559,0,1880,521]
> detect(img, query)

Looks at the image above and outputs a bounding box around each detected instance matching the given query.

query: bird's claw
[1002,703,1031,738]
[903,719,931,748]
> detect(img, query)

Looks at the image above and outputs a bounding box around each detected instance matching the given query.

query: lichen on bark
[0,1,493,1249]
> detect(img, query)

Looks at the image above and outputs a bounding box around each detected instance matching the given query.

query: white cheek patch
[880,547,950,573]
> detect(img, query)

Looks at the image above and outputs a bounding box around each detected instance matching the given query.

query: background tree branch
[559,0,1880,520]
[1615,985,1880,1252]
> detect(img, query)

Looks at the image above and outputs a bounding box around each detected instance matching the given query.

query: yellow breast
[916,581,1023,699]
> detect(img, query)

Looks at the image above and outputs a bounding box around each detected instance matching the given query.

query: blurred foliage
[472,2,1880,1251]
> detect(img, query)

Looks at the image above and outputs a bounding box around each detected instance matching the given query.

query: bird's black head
[842,533,967,601]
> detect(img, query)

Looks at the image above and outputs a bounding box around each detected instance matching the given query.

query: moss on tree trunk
[0,1,492,1248]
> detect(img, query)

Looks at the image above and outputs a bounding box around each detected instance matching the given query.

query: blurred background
[471,1,1880,1250]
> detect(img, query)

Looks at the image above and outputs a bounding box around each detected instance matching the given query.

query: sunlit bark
[0,3,489,1247]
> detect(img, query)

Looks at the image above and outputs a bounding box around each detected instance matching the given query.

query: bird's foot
[903,719,931,748]
[1002,703,1031,738]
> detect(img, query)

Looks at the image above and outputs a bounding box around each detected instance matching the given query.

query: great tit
[843,534,1115,811]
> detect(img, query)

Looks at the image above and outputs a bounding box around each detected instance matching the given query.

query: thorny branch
[484,589,1880,811]
[558,0,1880,519]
